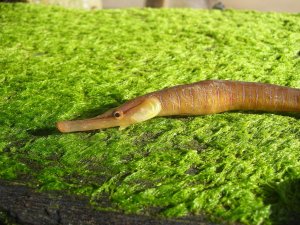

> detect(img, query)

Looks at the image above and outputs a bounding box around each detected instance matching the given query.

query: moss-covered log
[0,3,300,225]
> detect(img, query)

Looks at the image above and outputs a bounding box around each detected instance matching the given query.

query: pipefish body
[56,80,300,133]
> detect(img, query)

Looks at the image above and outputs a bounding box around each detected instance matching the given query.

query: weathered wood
[0,180,219,225]
[146,0,165,8]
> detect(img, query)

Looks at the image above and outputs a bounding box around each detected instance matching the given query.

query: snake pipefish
[56,80,300,132]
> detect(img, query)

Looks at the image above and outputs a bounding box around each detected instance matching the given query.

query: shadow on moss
[262,178,300,225]
[27,127,60,137]
[74,103,118,119]
[233,110,300,120]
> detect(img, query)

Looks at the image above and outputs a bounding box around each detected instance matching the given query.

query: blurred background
[6,0,300,12]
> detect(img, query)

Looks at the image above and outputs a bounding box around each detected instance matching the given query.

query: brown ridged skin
[148,80,300,116]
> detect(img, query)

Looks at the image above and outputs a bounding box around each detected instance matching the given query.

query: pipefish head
[56,96,161,133]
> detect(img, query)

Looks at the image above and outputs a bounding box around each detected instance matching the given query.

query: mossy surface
[1,3,300,224]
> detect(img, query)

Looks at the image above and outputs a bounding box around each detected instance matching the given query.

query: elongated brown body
[56,80,300,132]
[151,80,300,115]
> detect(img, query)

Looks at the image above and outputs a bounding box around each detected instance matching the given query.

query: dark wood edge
[0,180,219,225]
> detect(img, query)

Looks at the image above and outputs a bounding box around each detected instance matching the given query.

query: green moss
[1,3,300,224]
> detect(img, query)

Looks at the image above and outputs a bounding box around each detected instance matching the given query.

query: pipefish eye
[113,111,123,119]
